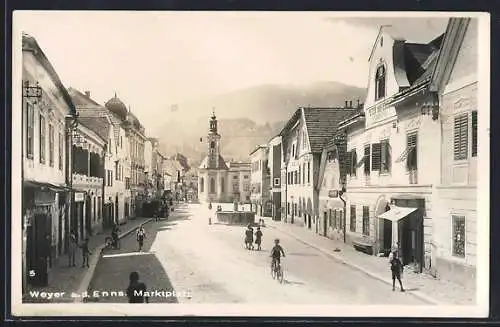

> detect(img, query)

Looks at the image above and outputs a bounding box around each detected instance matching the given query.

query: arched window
[210,178,216,194]
[200,177,204,192]
[210,141,215,149]
[375,65,386,101]
[221,177,225,193]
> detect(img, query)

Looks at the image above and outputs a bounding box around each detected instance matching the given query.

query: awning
[377,205,417,222]
[24,180,71,192]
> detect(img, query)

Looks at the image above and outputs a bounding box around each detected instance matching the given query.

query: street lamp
[65,112,79,251]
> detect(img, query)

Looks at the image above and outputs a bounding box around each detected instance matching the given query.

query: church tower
[206,110,221,169]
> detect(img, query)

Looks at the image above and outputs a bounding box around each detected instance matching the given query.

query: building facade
[280,106,358,231]
[71,120,106,238]
[22,34,76,287]
[227,162,251,203]
[249,145,271,217]
[340,26,445,274]
[105,95,146,218]
[317,135,348,241]
[429,18,478,286]
[69,88,130,227]
[268,136,282,220]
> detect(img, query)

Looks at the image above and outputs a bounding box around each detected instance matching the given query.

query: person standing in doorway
[68,229,77,267]
[81,237,91,268]
[389,250,405,292]
[136,225,146,252]
[126,271,149,303]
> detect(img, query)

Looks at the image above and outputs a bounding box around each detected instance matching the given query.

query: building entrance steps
[263,217,475,306]
[23,217,154,303]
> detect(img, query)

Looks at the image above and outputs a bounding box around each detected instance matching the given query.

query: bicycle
[270,257,284,283]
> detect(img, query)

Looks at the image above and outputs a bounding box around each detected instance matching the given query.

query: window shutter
[371,143,381,171]
[406,133,417,170]
[345,150,352,175]
[472,111,477,157]
[364,145,371,174]
[454,114,468,160]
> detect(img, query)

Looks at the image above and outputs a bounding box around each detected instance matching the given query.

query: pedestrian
[136,225,146,252]
[68,229,77,267]
[81,237,91,268]
[389,250,405,292]
[255,226,263,251]
[126,271,149,303]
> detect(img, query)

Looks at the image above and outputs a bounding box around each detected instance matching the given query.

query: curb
[73,218,155,303]
[267,222,442,305]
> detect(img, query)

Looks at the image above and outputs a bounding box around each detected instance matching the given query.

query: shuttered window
[380,140,391,173]
[472,111,477,157]
[406,132,418,170]
[362,206,370,236]
[350,205,356,232]
[345,150,352,175]
[371,143,381,171]
[454,114,468,160]
[364,145,371,175]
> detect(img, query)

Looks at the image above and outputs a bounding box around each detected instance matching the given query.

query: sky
[15,11,449,132]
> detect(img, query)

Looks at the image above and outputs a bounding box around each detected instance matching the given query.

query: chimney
[345,100,348,108]
[349,100,353,108]
[85,91,91,97]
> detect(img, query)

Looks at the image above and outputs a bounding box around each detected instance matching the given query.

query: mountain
[156,81,366,164]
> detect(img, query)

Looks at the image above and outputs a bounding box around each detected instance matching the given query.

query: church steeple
[209,108,218,134]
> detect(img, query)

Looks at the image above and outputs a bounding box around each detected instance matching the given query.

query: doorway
[28,212,50,286]
[383,219,392,255]
[85,195,92,237]
[393,197,424,272]
[307,214,312,229]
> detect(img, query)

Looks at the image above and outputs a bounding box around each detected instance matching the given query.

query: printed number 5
[29,270,35,277]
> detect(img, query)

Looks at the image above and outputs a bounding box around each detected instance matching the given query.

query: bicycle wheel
[278,266,284,284]
[271,264,276,279]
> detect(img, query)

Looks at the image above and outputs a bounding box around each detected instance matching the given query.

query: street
[89,203,428,304]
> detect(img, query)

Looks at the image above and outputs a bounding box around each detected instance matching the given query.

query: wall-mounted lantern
[23,80,43,101]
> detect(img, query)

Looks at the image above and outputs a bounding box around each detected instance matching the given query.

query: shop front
[377,196,425,272]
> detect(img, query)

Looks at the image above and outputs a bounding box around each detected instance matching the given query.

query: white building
[22,33,75,288]
[429,18,478,287]
[249,145,271,216]
[339,25,445,273]
[69,88,130,226]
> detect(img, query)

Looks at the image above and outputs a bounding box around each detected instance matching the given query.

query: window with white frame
[472,110,477,157]
[274,178,280,186]
[48,123,54,167]
[452,215,466,258]
[58,131,64,170]
[375,64,386,101]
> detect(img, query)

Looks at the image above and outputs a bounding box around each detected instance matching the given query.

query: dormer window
[375,65,386,101]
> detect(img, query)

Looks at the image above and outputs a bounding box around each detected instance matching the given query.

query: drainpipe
[339,188,347,244]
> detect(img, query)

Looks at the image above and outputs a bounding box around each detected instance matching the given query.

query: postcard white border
[10,10,490,318]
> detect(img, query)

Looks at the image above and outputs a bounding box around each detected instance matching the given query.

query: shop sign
[74,192,85,202]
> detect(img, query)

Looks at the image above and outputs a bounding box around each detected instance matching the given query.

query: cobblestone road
[89,203,427,305]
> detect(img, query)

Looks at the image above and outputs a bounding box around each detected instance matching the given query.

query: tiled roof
[78,116,110,142]
[69,88,123,144]
[403,33,444,85]
[302,107,360,153]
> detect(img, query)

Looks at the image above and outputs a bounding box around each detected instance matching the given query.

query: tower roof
[105,93,128,120]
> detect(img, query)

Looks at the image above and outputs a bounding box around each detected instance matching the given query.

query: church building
[198,111,251,203]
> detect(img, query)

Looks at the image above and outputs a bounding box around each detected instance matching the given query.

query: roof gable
[429,18,471,93]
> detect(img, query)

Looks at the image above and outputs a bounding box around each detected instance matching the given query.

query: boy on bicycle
[270,238,285,270]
